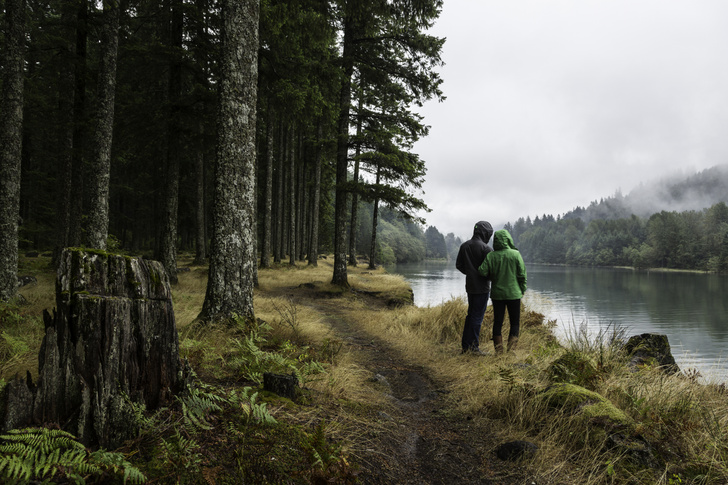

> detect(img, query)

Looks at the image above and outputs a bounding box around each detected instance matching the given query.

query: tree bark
[348,100,363,266]
[369,168,381,270]
[192,110,207,265]
[260,109,274,269]
[1,249,185,448]
[69,0,88,248]
[332,17,354,287]
[85,0,120,250]
[159,0,184,284]
[274,120,284,263]
[307,123,323,267]
[199,0,259,323]
[0,0,26,301]
[288,124,296,266]
[54,2,79,265]
[298,135,308,261]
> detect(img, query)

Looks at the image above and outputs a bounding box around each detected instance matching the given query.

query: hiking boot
[493,335,504,355]
[508,336,519,353]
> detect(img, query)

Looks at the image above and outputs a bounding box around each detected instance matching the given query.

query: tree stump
[1,249,186,448]
[263,372,299,400]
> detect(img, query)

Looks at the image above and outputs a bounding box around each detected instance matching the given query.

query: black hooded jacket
[456,221,494,294]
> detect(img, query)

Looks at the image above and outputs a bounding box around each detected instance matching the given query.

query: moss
[540,383,632,427]
[149,267,162,288]
[123,257,142,289]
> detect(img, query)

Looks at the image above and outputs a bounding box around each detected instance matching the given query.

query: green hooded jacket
[478,229,527,300]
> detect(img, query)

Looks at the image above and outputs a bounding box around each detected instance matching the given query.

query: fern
[177,383,225,432]
[229,387,277,425]
[0,427,146,484]
[161,428,202,473]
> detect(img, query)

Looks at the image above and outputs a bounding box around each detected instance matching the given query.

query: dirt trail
[277,287,533,485]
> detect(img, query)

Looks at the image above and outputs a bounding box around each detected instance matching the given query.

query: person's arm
[478,254,489,277]
[456,246,467,275]
[517,253,527,294]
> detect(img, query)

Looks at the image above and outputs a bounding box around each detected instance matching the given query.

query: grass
[2,253,728,484]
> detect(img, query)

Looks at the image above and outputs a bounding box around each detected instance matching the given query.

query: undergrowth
[4,254,728,484]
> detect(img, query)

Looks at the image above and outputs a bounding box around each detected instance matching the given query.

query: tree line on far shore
[506,166,728,272]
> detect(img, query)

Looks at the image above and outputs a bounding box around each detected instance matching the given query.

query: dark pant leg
[462,292,488,351]
[491,299,506,338]
[505,299,521,338]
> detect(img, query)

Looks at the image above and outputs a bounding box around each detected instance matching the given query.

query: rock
[623,333,680,375]
[176,267,191,273]
[495,440,538,461]
[606,433,658,470]
[539,383,633,446]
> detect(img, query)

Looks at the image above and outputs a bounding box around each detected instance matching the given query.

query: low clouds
[414,0,728,238]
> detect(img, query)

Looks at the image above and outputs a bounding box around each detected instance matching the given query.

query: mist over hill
[503,165,728,272]
[561,165,728,223]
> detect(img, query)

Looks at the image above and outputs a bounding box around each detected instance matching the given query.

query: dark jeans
[462,292,489,351]
[492,299,521,339]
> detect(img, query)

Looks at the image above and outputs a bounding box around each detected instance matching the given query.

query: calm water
[389,261,728,383]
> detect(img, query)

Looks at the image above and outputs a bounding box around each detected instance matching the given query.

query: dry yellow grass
[7,254,728,484]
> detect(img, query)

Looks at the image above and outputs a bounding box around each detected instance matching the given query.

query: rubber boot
[507,336,519,353]
[493,335,504,355]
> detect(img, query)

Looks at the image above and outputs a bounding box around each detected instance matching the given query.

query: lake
[389,260,728,383]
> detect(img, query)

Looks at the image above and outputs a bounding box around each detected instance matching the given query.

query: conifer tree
[85,0,121,250]
[199,0,259,323]
[332,0,444,286]
[0,0,26,301]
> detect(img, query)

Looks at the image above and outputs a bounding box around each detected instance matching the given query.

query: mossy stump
[1,249,185,448]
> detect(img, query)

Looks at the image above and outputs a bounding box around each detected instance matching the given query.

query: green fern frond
[177,383,226,432]
[0,427,146,484]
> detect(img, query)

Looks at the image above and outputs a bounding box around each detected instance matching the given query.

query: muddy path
[274,286,533,485]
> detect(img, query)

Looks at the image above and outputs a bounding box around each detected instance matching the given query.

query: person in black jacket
[455,221,494,355]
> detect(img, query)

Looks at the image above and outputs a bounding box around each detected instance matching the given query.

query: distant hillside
[562,165,728,223]
[504,165,728,272]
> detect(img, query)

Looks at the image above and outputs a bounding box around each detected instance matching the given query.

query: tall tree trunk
[54,2,79,265]
[298,135,308,261]
[274,120,284,263]
[85,0,120,250]
[307,123,323,267]
[192,109,207,265]
[0,0,25,301]
[69,0,88,248]
[348,100,363,266]
[369,168,381,270]
[288,124,296,266]
[199,0,259,323]
[332,18,354,287]
[159,0,184,284]
[260,109,274,269]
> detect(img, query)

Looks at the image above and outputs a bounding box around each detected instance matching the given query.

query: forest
[505,165,728,272]
[0,0,449,313]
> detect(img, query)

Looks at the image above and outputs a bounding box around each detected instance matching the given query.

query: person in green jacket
[478,229,527,354]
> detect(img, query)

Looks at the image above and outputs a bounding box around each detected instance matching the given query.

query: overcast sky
[413,0,728,240]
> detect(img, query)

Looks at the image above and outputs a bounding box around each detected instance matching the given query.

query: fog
[413,1,728,239]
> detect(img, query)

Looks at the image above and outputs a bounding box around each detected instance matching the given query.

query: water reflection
[390,261,728,383]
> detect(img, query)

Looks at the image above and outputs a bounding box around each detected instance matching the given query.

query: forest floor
[264,282,535,485]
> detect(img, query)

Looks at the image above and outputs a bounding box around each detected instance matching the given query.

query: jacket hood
[472,221,494,243]
[493,229,517,250]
